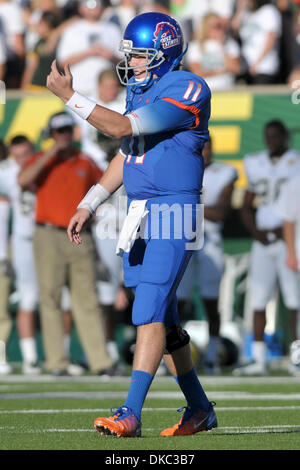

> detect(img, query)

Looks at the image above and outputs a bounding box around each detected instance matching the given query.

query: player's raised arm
[46,60,133,139]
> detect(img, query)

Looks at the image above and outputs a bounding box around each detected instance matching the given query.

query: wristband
[77,183,110,215]
[66,91,97,120]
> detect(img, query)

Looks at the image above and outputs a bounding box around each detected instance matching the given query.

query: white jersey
[186,38,240,91]
[202,161,238,241]
[244,149,300,230]
[56,19,122,97]
[240,4,281,75]
[275,174,300,263]
[0,158,35,239]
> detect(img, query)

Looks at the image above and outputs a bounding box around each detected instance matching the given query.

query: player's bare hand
[286,253,298,271]
[114,287,129,311]
[67,208,91,245]
[46,60,74,103]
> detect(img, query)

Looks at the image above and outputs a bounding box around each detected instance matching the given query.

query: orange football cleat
[94,406,141,437]
[160,402,217,436]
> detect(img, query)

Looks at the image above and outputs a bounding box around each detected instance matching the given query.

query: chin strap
[169,43,189,72]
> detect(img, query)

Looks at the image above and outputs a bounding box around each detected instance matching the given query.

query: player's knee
[164,324,190,354]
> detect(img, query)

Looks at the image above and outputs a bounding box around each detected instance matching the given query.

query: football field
[0,373,300,453]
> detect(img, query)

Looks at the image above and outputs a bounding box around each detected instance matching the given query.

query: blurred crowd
[0,0,300,92]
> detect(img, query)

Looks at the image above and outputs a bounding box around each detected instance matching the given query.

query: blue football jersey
[120,70,211,200]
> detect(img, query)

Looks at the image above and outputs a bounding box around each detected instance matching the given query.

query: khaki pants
[33,225,112,372]
[0,272,12,343]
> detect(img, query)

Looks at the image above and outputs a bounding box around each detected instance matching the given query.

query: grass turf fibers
[0,374,300,451]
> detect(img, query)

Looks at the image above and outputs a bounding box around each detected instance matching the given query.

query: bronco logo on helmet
[153,22,181,50]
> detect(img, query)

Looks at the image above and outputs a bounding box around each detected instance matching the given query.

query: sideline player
[46,12,217,437]
[177,137,238,374]
[0,135,41,374]
[234,120,300,376]
[275,175,300,375]
[0,192,12,374]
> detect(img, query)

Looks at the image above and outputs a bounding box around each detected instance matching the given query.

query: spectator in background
[169,0,235,42]
[0,0,26,88]
[23,0,63,52]
[18,112,114,376]
[101,0,137,33]
[185,12,241,91]
[56,0,122,98]
[231,0,282,85]
[21,10,61,90]
[177,138,238,374]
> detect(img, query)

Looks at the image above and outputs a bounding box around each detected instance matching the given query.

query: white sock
[19,337,38,364]
[252,341,266,365]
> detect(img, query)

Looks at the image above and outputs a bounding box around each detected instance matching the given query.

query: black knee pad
[164,325,190,354]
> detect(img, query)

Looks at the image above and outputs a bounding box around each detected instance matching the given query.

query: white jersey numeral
[126,136,146,165]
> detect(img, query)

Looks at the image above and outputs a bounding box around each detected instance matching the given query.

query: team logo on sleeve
[153,22,181,50]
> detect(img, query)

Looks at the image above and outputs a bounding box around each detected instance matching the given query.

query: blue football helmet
[116,12,187,87]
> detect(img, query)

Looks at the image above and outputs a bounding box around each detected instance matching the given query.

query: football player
[177,137,238,374]
[47,12,217,437]
[0,135,41,374]
[0,194,12,374]
[234,120,300,376]
[275,174,300,375]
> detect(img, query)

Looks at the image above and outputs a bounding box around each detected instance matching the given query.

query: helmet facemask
[116,38,166,87]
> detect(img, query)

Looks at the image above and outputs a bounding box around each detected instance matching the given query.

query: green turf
[0,374,300,451]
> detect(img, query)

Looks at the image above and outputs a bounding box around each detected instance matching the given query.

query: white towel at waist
[116,199,149,256]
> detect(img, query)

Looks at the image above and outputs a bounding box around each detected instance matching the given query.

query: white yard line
[1,391,300,400]
[0,375,300,384]
[0,424,300,435]
[1,405,300,414]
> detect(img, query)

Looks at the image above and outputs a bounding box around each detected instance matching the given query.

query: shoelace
[176,406,192,426]
[176,401,217,427]
[110,406,131,421]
